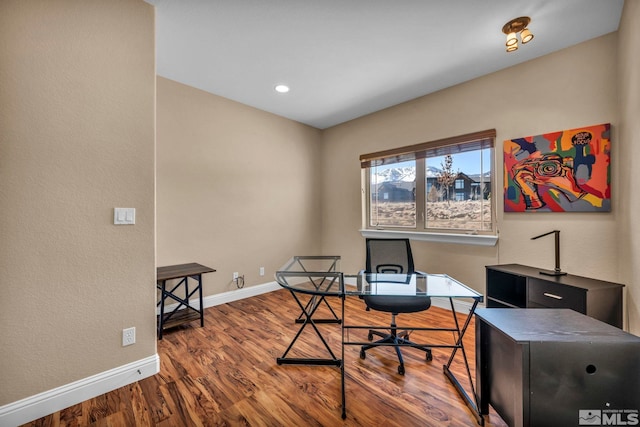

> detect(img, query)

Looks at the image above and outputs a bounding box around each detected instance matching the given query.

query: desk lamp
[531,230,567,276]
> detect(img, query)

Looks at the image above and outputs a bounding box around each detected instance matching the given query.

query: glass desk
[275,256,485,425]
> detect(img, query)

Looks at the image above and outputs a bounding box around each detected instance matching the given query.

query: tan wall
[0,0,156,405]
[156,78,323,294]
[618,0,640,334]
[321,34,621,299]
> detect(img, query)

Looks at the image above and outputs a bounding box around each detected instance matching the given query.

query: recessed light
[274,84,290,93]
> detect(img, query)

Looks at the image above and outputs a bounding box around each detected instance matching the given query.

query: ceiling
[147,0,624,129]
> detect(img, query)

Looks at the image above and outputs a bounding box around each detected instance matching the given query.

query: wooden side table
[157,263,216,339]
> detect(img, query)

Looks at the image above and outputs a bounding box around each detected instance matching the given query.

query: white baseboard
[203,281,281,307]
[0,354,159,427]
[158,280,281,314]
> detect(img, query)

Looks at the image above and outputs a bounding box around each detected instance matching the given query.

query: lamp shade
[520,28,534,44]
[506,32,518,47]
[506,43,518,52]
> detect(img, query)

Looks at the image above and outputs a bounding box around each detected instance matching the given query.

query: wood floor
[23,289,507,426]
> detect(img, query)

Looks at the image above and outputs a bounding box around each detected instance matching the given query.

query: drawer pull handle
[543,292,563,300]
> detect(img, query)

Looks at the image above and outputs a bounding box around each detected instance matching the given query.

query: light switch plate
[114,208,135,225]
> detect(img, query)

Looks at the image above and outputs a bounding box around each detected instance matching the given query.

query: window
[361,129,496,235]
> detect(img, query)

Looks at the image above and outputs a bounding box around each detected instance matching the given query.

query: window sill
[359,229,498,246]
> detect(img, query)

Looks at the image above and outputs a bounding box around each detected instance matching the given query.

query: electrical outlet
[122,327,136,346]
[233,272,239,280]
[260,267,265,276]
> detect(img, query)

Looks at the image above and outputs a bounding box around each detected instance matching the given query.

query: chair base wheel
[426,351,433,362]
[398,364,405,375]
[360,348,366,359]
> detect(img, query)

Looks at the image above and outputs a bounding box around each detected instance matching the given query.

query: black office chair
[359,238,432,375]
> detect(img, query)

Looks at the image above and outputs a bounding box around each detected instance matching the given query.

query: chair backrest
[365,238,415,275]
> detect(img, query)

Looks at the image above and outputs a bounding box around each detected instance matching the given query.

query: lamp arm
[531,230,559,240]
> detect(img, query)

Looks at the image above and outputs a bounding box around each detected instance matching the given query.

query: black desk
[157,263,216,339]
[475,308,640,427]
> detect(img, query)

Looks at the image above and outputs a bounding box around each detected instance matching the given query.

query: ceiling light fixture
[502,16,534,53]
[274,84,290,93]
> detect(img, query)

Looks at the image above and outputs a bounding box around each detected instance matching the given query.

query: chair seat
[363,295,431,314]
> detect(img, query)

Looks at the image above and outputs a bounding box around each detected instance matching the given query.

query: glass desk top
[275,256,343,296]
[346,272,482,301]
[275,256,482,301]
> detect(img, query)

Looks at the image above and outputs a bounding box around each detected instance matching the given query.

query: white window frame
[360,130,498,246]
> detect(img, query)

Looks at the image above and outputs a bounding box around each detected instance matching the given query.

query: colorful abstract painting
[504,123,611,212]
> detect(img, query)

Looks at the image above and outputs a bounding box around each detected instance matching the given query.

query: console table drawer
[528,279,586,311]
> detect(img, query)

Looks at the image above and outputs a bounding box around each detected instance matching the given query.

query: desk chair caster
[360,332,433,375]
[359,348,407,375]
[403,334,434,363]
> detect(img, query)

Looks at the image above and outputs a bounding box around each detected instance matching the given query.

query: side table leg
[158,281,166,340]
[197,274,204,327]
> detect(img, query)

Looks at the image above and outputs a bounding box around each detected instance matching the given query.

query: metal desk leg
[277,290,341,366]
[442,298,484,425]
[296,294,341,324]
[295,276,341,325]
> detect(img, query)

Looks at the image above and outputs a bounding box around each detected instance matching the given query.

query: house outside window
[361,129,496,234]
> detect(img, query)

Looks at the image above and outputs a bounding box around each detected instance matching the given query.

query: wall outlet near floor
[233,272,239,280]
[260,267,265,276]
[122,327,136,346]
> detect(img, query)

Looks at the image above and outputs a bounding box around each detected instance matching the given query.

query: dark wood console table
[157,263,216,339]
[486,264,623,328]
[476,309,640,427]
